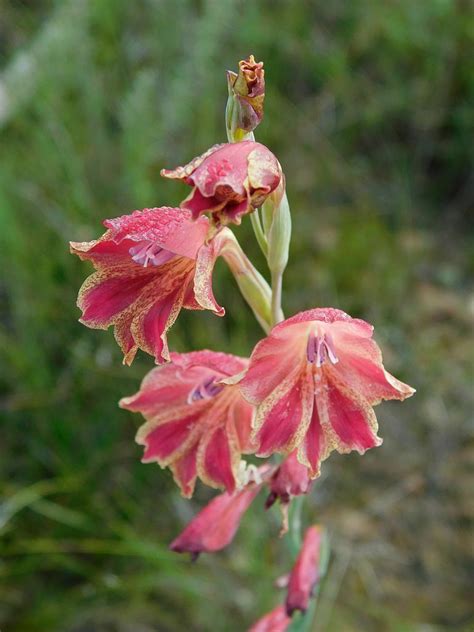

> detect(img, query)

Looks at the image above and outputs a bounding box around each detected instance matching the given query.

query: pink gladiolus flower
[286,525,324,615]
[170,470,267,558]
[70,207,228,365]
[240,308,415,477]
[119,351,256,497]
[161,141,282,226]
[248,605,291,632]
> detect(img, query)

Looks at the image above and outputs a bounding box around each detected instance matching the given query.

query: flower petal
[137,410,202,464]
[170,482,261,556]
[318,371,382,454]
[192,230,233,315]
[104,206,209,259]
[170,442,199,498]
[248,605,291,632]
[286,525,324,615]
[160,144,224,182]
[297,398,329,478]
[254,366,313,457]
[78,269,156,328]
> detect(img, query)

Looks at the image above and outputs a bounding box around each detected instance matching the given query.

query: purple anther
[129,240,175,267]
[188,376,224,403]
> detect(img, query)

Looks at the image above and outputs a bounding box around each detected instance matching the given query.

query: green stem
[250,209,268,258]
[270,268,284,325]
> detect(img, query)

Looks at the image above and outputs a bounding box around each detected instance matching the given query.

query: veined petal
[170,442,199,499]
[239,332,305,404]
[333,333,415,403]
[103,206,209,260]
[160,144,224,181]
[192,229,234,315]
[273,307,373,337]
[317,370,382,454]
[297,399,329,478]
[77,268,156,328]
[253,365,313,457]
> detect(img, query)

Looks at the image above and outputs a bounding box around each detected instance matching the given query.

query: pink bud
[170,481,262,558]
[285,525,324,615]
[248,605,290,632]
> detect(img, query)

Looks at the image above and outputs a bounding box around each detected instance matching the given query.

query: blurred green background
[1,1,473,630]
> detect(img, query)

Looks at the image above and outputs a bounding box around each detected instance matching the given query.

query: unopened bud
[264,177,292,277]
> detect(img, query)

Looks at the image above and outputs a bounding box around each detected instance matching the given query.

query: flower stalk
[71,53,415,630]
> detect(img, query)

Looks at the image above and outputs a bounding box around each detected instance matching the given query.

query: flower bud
[169,468,271,559]
[161,141,282,227]
[226,55,265,141]
[263,178,292,278]
[248,605,290,632]
[285,525,325,616]
[265,451,312,534]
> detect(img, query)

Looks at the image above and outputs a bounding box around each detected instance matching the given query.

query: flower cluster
[71,55,414,627]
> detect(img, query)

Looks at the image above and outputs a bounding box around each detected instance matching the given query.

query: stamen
[306,331,339,367]
[129,240,175,267]
[187,376,224,403]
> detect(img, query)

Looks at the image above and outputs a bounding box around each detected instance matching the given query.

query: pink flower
[169,476,263,558]
[248,605,290,632]
[161,141,282,226]
[70,207,228,365]
[119,351,256,497]
[286,525,324,615]
[240,308,415,477]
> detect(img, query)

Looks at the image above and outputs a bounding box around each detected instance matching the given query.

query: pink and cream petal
[317,371,382,455]
[192,234,229,316]
[297,397,330,479]
[253,365,314,457]
[239,333,305,404]
[170,442,199,498]
[160,144,224,181]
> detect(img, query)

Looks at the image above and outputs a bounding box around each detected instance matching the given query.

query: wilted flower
[240,308,415,477]
[161,141,282,226]
[286,525,324,615]
[248,605,291,632]
[120,351,256,497]
[170,468,268,558]
[70,207,230,365]
[227,54,265,137]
